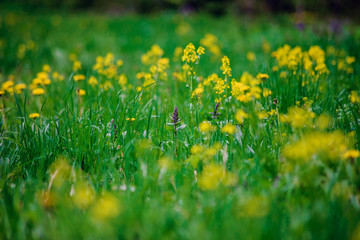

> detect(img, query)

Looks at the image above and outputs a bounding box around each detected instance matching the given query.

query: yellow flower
[262,88,272,97]
[42,64,51,73]
[190,144,205,155]
[73,60,82,71]
[14,83,26,93]
[73,183,95,209]
[91,193,121,221]
[257,73,269,80]
[29,113,40,118]
[126,117,135,121]
[257,110,269,120]
[74,74,86,82]
[32,88,45,95]
[350,91,360,104]
[182,43,197,63]
[345,56,355,65]
[116,59,124,67]
[118,74,128,88]
[198,163,237,190]
[88,76,98,87]
[199,121,216,133]
[246,52,256,61]
[343,150,360,159]
[235,109,248,124]
[76,88,86,96]
[196,46,205,56]
[2,80,14,91]
[221,123,236,135]
[220,56,232,77]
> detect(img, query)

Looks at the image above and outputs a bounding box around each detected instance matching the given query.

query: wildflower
[350,91,360,104]
[345,56,355,65]
[210,102,220,119]
[280,106,315,128]
[32,88,45,95]
[171,106,180,138]
[14,83,26,93]
[246,52,256,61]
[73,60,82,71]
[191,145,205,155]
[91,193,121,221]
[182,43,197,63]
[2,80,14,91]
[103,81,113,91]
[343,150,360,159]
[52,72,64,81]
[283,131,348,163]
[142,44,164,65]
[199,121,216,133]
[118,74,127,88]
[235,109,248,124]
[192,84,204,99]
[74,74,86,82]
[220,56,232,77]
[262,88,272,97]
[126,118,135,121]
[42,64,51,73]
[200,34,221,57]
[257,73,269,80]
[73,183,95,209]
[116,59,124,67]
[76,88,86,96]
[197,46,205,56]
[257,111,269,119]
[198,163,237,190]
[29,113,40,118]
[88,76,98,87]
[221,123,236,135]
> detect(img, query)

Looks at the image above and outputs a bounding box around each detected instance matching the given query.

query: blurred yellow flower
[76,88,86,96]
[29,113,39,118]
[91,193,121,221]
[221,123,236,135]
[32,88,45,95]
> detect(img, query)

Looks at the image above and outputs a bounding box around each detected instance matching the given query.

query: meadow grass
[1,9,360,239]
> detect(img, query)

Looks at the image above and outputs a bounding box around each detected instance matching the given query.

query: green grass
[1,9,360,240]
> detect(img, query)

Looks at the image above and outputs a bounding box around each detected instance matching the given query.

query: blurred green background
[1,0,360,18]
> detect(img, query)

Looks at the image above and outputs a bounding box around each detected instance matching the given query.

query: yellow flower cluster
[138,45,169,87]
[350,90,360,104]
[283,131,349,163]
[200,33,221,57]
[93,53,123,79]
[199,121,216,133]
[182,43,205,63]
[231,72,261,103]
[221,123,236,135]
[235,109,248,124]
[272,44,329,76]
[280,106,315,129]
[203,73,228,102]
[186,144,221,167]
[192,83,204,100]
[141,44,164,65]
[0,76,27,95]
[220,56,232,77]
[198,163,237,190]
